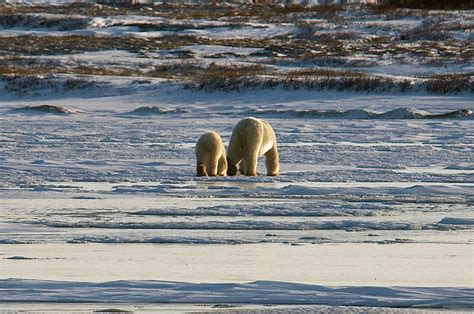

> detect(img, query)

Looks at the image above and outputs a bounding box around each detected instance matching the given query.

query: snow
[242,108,472,119]
[180,44,264,59]
[0,2,473,311]
[1,87,472,308]
[2,242,472,286]
[1,279,472,307]
[126,106,190,115]
[438,217,474,225]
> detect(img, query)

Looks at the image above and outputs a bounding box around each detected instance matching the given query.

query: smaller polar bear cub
[227,117,279,176]
[195,131,227,176]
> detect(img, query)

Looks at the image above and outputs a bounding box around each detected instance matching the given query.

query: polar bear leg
[207,156,220,176]
[227,139,244,176]
[244,136,263,176]
[265,145,279,176]
[196,156,208,176]
[217,154,227,176]
[197,165,207,176]
[239,161,246,174]
[244,150,259,176]
[196,141,211,176]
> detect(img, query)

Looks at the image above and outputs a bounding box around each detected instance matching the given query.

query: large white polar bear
[227,117,279,176]
[195,131,227,176]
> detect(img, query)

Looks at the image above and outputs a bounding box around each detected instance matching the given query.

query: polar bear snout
[227,162,238,176]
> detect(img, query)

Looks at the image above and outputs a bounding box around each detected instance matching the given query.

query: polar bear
[195,131,227,176]
[227,117,279,176]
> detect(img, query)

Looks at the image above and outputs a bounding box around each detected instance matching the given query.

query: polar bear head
[227,161,238,176]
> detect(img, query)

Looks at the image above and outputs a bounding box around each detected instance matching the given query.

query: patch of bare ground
[0,12,240,32]
[158,3,342,21]
[2,58,470,94]
[0,55,203,79]
[0,14,90,30]
[0,35,210,55]
[184,70,405,93]
[184,64,471,94]
[0,2,471,95]
[377,0,473,10]
[0,3,157,18]
[209,37,351,59]
[422,73,474,94]
[0,57,199,79]
[0,35,353,60]
[1,74,106,96]
[348,36,471,62]
[399,19,474,41]
[0,2,342,21]
[286,68,369,78]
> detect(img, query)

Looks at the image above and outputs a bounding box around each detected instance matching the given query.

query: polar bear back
[230,117,275,155]
[196,131,225,156]
[259,120,277,156]
[227,117,279,176]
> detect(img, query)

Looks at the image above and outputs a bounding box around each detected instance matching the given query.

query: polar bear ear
[197,165,208,176]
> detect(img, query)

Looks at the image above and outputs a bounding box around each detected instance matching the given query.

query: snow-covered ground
[1,86,472,311]
[0,2,473,313]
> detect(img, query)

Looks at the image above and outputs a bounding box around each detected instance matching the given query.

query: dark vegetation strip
[2,70,472,95]
[0,3,343,20]
[0,35,204,55]
[0,34,470,63]
[379,0,473,10]
[184,73,473,94]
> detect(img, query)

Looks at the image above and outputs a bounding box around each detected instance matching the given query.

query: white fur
[227,117,279,176]
[195,131,227,176]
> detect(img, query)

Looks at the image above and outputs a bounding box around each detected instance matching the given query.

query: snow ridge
[243,108,473,119]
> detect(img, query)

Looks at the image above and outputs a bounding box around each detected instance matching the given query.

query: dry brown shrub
[286,68,368,78]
